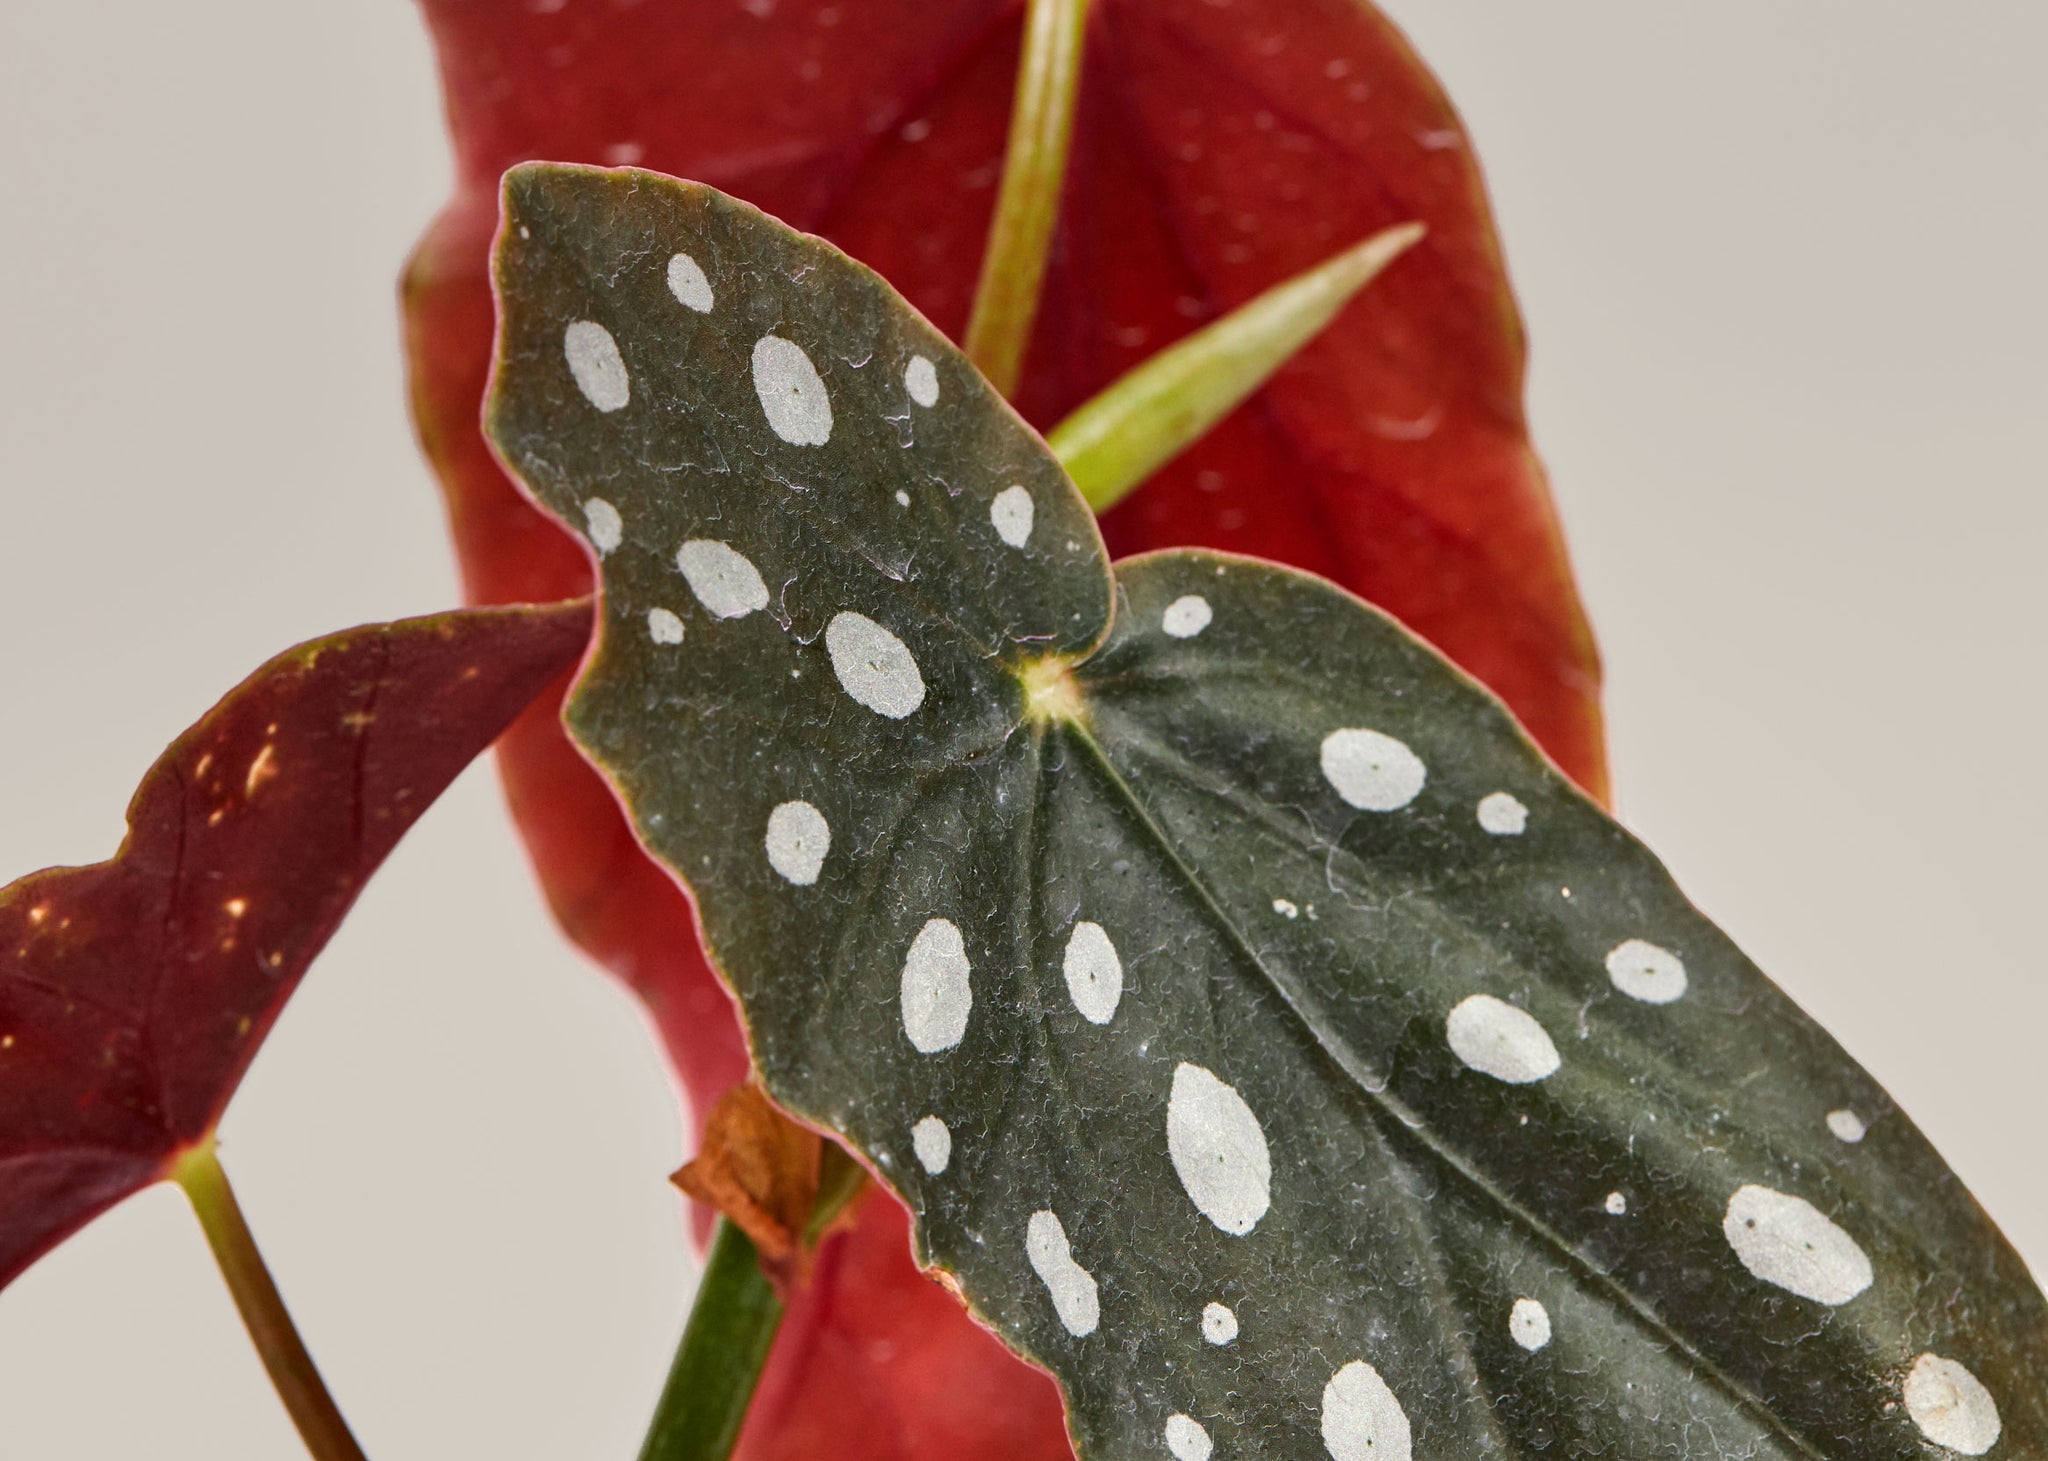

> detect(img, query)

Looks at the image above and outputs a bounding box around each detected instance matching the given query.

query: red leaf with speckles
[0,602,589,1289]
[403,3,1604,1456]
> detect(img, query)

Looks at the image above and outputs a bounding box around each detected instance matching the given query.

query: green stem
[963,0,1093,397]
[173,1140,369,1461]
[638,1141,870,1461]
[1047,221,1428,513]
[803,1141,870,1248]
[636,1220,787,1461]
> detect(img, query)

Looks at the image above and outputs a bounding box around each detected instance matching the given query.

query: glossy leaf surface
[0,602,590,1287]
[486,165,2043,1460]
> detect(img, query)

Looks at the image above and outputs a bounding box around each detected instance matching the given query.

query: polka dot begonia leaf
[484,164,2046,1461]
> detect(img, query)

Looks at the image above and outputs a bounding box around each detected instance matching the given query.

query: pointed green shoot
[963,0,1092,397]
[1048,222,1426,513]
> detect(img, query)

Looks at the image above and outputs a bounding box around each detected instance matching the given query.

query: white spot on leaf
[1164,1414,1213,1461]
[904,355,939,407]
[1201,1302,1238,1345]
[1509,1298,1552,1352]
[1320,728,1426,811]
[899,918,971,1053]
[666,253,714,312]
[1445,995,1561,1085]
[1826,1108,1867,1143]
[991,485,1035,548]
[675,539,770,620]
[1904,1353,2001,1455]
[1605,938,1688,1004]
[1025,1210,1099,1337]
[564,320,630,412]
[646,608,685,645]
[751,334,832,444]
[1162,595,1213,638]
[1605,1191,1628,1216]
[1167,1063,1271,1236]
[764,801,830,886]
[1273,898,1299,919]
[1062,921,1123,1024]
[826,611,925,718]
[912,1115,952,1175]
[583,497,623,555]
[1477,790,1528,835]
[1722,1184,1872,1306]
[1321,1360,1412,1461]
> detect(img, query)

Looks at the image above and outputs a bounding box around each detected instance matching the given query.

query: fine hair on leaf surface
[483,163,2043,1460]
[406,10,1620,1451]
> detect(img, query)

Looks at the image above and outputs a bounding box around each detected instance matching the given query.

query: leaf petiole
[635,1219,786,1461]
[963,0,1092,397]
[172,1138,369,1461]
[1047,221,1426,513]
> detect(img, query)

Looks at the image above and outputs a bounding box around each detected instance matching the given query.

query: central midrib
[1054,696,1824,1461]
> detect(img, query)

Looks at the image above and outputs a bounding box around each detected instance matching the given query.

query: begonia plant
[2,3,2038,1459]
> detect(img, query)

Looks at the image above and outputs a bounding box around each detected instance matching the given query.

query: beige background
[0,3,2041,1456]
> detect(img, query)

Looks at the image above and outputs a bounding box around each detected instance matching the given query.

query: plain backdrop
[0,3,2041,1456]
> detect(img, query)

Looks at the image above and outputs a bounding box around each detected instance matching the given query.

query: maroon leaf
[0,601,590,1288]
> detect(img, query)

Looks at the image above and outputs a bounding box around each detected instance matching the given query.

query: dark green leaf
[485,164,2043,1461]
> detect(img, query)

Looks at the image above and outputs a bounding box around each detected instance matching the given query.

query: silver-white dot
[675,539,770,620]
[1722,1183,1872,1306]
[646,608,685,645]
[583,497,624,555]
[1321,1360,1412,1461]
[991,485,1035,548]
[1477,790,1528,835]
[1445,994,1561,1085]
[1509,1297,1552,1352]
[904,355,939,407]
[894,490,910,507]
[911,1115,952,1175]
[1164,1414,1212,1461]
[899,917,972,1053]
[1273,897,1299,919]
[1320,728,1426,811]
[751,334,833,445]
[564,319,630,412]
[1025,1210,1099,1337]
[1062,921,1123,1025]
[1161,595,1213,638]
[1200,1302,1238,1346]
[666,252,714,312]
[1605,938,1688,1004]
[763,800,830,886]
[1904,1353,2002,1455]
[1167,1062,1271,1236]
[1605,1191,1628,1216]
[1826,1108,1867,1143]
[825,611,925,719]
